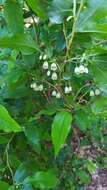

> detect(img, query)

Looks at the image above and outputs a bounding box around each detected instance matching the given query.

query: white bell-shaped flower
[84,67,89,74]
[69,86,72,92]
[30,82,37,89]
[51,63,57,71]
[33,86,39,91]
[74,67,80,75]
[90,90,95,97]
[51,72,58,80]
[64,86,70,94]
[47,70,51,76]
[56,92,61,99]
[95,89,100,96]
[52,90,57,96]
[38,85,43,91]
[79,65,85,74]
[43,61,48,70]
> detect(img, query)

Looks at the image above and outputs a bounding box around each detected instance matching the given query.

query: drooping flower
[51,63,57,71]
[43,61,48,70]
[51,72,58,80]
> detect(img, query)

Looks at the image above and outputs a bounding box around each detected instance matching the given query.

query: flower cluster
[43,62,58,80]
[30,82,43,91]
[74,65,88,75]
[90,89,100,97]
[40,54,58,81]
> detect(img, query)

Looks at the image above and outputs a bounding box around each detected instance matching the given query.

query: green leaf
[91,55,107,85]
[77,0,107,33]
[91,96,107,115]
[78,171,91,184]
[75,109,93,132]
[0,136,9,144]
[14,161,37,183]
[0,181,10,190]
[4,0,24,34]
[0,105,22,132]
[24,171,58,189]
[0,34,39,55]
[49,0,72,24]
[24,126,41,154]
[86,160,97,174]
[26,0,47,19]
[52,111,72,156]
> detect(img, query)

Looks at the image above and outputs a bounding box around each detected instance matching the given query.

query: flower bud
[39,54,43,60]
[43,54,47,60]
[47,70,51,76]
[51,63,57,71]
[51,72,58,80]
[43,61,48,70]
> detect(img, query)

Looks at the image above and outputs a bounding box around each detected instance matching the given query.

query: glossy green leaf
[0,105,22,132]
[26,0,47,19]
[24,171,58,189]
[77,0,107,33]
[4,0,24,33]
[52,111,72,156]
[0,34,39,55]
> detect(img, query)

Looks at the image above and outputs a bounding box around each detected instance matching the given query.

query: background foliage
[0,0,107,189]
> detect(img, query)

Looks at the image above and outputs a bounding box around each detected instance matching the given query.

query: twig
[5,134,15,184]
[65,0,83,59]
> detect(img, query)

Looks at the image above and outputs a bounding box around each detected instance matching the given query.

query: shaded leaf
[24,126,41,154]
[24,171,58,189]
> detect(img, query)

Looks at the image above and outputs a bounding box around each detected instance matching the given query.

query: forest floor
[86,169,107,190]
